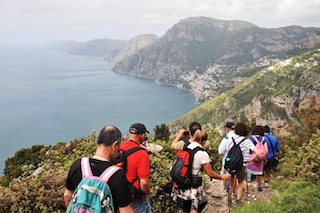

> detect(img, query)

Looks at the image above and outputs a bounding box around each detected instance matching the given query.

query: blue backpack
[66,157,120,213]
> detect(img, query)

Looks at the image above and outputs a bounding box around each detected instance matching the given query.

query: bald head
[97,125,122,146]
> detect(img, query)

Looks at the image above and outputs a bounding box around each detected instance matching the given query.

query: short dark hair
[98,125,122,146]
[251,125,265,136]
[234,122,249,137]
[189,122,201,136]
[264,125,271,133]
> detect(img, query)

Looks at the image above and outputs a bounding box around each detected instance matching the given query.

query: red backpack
[170,140,204,189]
[252,136,267,161]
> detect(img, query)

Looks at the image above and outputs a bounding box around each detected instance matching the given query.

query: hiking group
[63,121,279,213]
[218,122,280,208]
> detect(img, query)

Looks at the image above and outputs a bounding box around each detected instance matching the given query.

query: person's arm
[63,188,73,207]
[203,163,231,180]
[140,178,150,195]
[218,138,227,155]
[247,147,259,162]
[171,129,186,150]
[118,205,134,213]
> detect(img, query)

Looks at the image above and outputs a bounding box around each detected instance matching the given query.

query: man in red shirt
[121,123,151,213]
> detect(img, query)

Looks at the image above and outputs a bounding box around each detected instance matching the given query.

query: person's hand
[222,174,231,180]
[178,129,187,138]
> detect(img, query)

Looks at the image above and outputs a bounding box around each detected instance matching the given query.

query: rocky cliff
[112,17,320,103]
[110,34,158,62]
[168,49,320,134]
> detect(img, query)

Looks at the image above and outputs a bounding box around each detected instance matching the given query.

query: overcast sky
[1,0,320,46]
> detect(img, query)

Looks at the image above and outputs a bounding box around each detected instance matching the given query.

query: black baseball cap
[225,122,235,129]
[129,123,149,134]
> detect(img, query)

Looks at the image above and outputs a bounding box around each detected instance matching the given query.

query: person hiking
[246,125,269,192]
[225,122,259,206]
[171,122,210,151]
[121,123,151,213]
[64,125,134,213]
[263,125,280,187]
[171,129,231,213]
[218,121,236,195]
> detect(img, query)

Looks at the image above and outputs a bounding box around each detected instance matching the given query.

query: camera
[183,131,189,136]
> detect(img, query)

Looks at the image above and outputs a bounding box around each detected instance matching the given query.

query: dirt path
[202,175,279,213]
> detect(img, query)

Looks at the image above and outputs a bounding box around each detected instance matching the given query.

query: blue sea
[0,45,197,174]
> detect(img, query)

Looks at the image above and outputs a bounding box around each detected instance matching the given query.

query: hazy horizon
[1,0,320,46]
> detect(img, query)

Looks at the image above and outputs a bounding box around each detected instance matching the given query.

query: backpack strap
[252,135,264,144]
[100,165,121,181]
[81,157,93,178]
[122,146,144,158]
[232,137,246,146]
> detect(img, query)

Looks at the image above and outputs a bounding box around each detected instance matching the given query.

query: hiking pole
[226,180,231,212]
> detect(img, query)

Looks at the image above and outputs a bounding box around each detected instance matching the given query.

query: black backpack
[224,137,245,176]
[112,147,144,198]
[170,140,204,189]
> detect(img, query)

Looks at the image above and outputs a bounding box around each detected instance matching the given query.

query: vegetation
[0,49,319,212]
[0,97,318,212]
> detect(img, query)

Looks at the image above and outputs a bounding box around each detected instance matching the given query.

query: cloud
[0,0,319,45]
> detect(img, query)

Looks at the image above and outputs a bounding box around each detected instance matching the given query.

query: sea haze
[0,45,197,174]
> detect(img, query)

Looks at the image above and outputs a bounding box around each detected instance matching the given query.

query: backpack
[112,147,144,198]
[224,137,245,176]
[252,135,267,161]
[66,157,120,213]
[170,140,204,189]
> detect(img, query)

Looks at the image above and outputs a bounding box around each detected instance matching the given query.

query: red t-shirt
[120,140,150,194]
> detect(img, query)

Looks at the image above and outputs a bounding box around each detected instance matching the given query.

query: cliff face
[112,17,320,103]
[110,34,158,62]
[168,49,320,135]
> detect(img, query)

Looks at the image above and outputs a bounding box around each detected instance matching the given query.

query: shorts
[220,165,228,175]
[182,200,207,213]
[264,157,275,173]
[231,166,246,179]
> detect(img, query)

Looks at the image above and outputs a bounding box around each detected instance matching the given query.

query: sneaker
[264,182,270,188]
[257,185,263,192]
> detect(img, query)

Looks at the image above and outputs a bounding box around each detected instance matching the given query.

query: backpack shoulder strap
[122,146,144,158]
[252,135,261,144]
[232,137,245,146]
[81,157,93,178]
[182,138,190,150]
[100,165,121,182]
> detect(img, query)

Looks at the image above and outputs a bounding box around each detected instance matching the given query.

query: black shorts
[264,157,275,173]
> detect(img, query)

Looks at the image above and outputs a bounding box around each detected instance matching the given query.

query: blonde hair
[191,129,207,144]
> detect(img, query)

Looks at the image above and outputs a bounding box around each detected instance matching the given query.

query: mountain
[112,17,320,103]
[167,49,320,134]
[46,38,127,57]
[110,34,158,62]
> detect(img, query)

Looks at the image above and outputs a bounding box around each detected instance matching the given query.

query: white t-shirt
[226,135,256,165]
[187,142,210,176]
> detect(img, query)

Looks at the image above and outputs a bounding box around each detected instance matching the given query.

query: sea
[0,45,197,175]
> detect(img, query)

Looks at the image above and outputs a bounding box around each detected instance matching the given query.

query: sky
[1,0,320,46]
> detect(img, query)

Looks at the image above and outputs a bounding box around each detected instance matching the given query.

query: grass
[232,180,320,213]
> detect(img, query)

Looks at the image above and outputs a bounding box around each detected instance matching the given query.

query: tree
[154,123,170,142]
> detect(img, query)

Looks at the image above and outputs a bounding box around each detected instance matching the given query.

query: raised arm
[171,129,187,150]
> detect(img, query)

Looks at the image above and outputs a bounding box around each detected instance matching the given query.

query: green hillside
[168,49,320,133]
